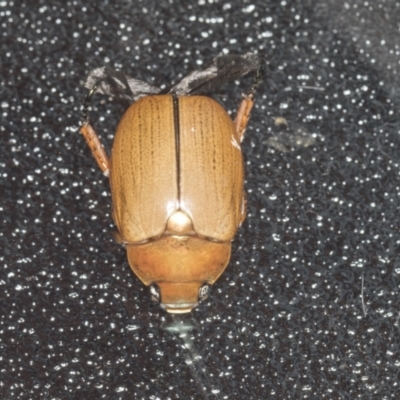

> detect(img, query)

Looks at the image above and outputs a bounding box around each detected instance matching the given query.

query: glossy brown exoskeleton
[79,53,264,313]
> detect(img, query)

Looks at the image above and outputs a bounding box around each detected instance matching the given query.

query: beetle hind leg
[234,95,254,143]
[79,123,111,176]
[79,84,111,176]
[234,58,266,142]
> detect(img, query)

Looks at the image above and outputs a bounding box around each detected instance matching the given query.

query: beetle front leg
[80,123,111,176]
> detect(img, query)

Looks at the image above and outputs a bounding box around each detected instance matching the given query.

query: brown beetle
[79,53,264,313]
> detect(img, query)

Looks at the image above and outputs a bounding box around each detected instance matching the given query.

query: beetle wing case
[178,96,244,241]
[110,95,178,242]
[110,95,244,313]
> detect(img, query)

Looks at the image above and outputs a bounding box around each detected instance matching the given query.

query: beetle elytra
[79,53,264,313]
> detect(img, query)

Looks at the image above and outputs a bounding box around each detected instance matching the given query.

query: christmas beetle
[79,53,264,313]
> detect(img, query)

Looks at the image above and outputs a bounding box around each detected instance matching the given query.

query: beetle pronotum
[79,53,264,313]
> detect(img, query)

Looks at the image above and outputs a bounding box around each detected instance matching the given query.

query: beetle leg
[239,193,247,225]
[234,95,254,142]
[234,57,266,142]
[79,83,111,176]
[80,123,111,176]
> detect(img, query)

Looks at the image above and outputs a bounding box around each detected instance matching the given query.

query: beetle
[79,53,264,313]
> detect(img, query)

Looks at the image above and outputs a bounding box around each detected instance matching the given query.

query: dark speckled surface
[2,0,400,398]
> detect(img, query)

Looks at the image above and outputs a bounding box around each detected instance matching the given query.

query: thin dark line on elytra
[173,94,181,201]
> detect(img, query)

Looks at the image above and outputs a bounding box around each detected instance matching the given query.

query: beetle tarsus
[249,57,266,96]
[80,82,103,126]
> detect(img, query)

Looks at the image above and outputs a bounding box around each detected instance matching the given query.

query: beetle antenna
[248,57,266,98]
[80,81,102,127]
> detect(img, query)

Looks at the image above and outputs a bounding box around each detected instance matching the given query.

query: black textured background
[2,0,400,399]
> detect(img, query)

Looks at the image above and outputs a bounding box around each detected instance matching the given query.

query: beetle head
[149,282,211,313]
